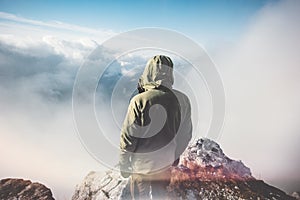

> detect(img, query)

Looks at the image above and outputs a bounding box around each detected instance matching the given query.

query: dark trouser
[130,169,171,200]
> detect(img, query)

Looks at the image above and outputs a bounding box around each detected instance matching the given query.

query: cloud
[0,14,119,199]
[0,11,115,40]
[216,0,300,192]
[0,38,77,106]
[1,17,201,198]
[0,11,116,106]
[0,19,223,197]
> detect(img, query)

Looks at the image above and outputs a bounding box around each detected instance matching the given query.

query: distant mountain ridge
[72,138,297,200]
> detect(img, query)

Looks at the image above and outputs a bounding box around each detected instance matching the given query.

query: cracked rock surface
[72,138,296,200]
[0,178,55,200]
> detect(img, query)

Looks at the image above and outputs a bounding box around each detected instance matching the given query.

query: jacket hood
[140,55,174,90]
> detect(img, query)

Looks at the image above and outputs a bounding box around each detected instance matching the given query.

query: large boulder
[72,138,296,200]
[0,178,55,200]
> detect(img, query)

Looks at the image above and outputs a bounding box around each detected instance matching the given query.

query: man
[120,55,192,199]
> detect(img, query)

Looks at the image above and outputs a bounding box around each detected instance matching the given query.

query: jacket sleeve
[119,99,141,176]
[175,95,193,160]
[182,98,193,146]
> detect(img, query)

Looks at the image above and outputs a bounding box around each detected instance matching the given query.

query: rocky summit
[72,138,296,200]
[0,178,54,200]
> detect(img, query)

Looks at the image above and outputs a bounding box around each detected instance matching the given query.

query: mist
[216,0,300,192]
[0,0,300,198]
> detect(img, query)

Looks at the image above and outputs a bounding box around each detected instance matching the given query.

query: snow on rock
[72,138,296,200]
[180,138,252,180]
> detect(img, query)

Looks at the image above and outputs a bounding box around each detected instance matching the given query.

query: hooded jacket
[120,55,192,175]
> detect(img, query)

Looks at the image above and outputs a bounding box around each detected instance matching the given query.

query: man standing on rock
[119,55,192,200]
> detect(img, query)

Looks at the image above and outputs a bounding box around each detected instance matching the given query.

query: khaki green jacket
[120,55,192,174]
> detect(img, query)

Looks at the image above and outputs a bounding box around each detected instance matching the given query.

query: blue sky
[0,0,276,42]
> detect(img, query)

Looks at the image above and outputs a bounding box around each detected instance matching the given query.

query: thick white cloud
[0,14,117,199]
[216,0,300,192]
[0,16,201,198]
[0,27,209,197]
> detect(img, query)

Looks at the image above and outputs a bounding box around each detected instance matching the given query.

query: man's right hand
[172,158,180,166]
[120,164,132,178]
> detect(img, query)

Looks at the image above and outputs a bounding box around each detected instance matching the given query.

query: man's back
[121,86,183,173]
[119,55,192,199]
[129,87,181,152]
